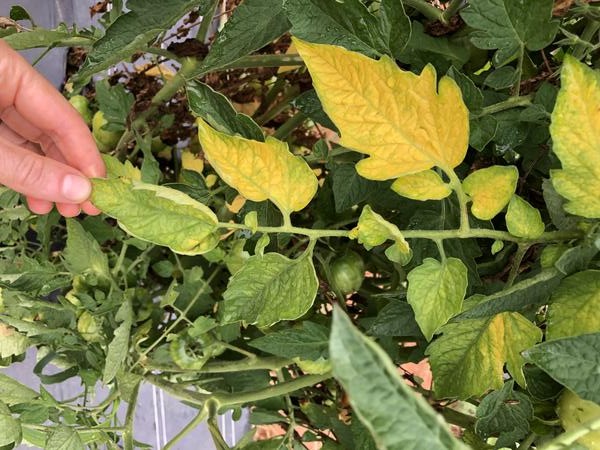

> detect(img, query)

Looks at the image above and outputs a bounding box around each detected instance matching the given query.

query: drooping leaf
[427,312,542,398]
[549,55,600,218]
[523,332,600,404]
[460,0,558,67]
[294,38,469,180]
[103,298,133,384]
[198,0,290,74]
[547,270,600,340]
[219,253,318,327]
[350,206,411,264]
[368,300,423,338]
[284,0,410,58]
[554,242,599,276]
[391,170,452,201]
[505,195,545,238]
[463,166,518,220]
[45,426,84,450]
[0,323,28,358]
[63,220,110,281]
[407,258,468,341]
[542,179,580,230]
[0,401,21,447]
[197,119,318,216]
[187,81,264,141]
[249,322,329,360]
[74,0,206,84]
[475,381,533,448]
[91,178,220,255]
[330,307,467,450]
[101,154,141,181]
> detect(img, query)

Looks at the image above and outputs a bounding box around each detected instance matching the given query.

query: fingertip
[81,200,101,216]
[26,197,53,215]
[56,203,81,218]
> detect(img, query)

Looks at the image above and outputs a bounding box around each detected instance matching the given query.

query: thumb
[0,138,92,203]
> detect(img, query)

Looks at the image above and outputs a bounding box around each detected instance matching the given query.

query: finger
[26,196,53,215]
[81,200,101,216]
[56,203,81,218]
[0,137,92,204]
[0,122,43,154]
[0,40,105,178]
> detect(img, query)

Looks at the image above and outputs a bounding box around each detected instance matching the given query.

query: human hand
[0,40,105,217]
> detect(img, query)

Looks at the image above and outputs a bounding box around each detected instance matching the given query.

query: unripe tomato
[69,95,93,125]
[331,251,365,295]
[557,390,600,449]
[92,111,123,152]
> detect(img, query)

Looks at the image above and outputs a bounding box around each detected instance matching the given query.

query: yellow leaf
[294,38,469,180]
[197,118,318,215]
[391,170,452,201]
[181,149,204,174]
[462,165,518,220]
[550,55,600,218]
[506,195,545,239]
[227,195,247,213]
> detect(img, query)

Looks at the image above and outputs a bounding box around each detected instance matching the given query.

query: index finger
[0,39,105,178]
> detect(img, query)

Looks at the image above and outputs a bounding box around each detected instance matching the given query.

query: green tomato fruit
[92,111,123,152]
[557,390,600,449]
[77,311,103,343]
[331,250,365,295]
[69,95,93,125]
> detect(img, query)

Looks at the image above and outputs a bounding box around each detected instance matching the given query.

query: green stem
[435,239,447,261]
[475,95,533,117]
[208,416,231,450]
[521,432,537,449]
[111,242,128,278]
[402,0,444,22]
[445,168,470,232]
[163,409,209,450]
[122,381,141,450]
[255,88,300,126]
[143,356,293,373]
[221,54,304,70]
[539,415,600,450]
[273,111,307,140]
[514,46,525,96]
[219,342,256,358]
[441,0,464,23]
[573,19,600,59]
[197,0,220,43]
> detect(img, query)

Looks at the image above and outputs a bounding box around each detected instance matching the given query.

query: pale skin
[0,40,105,217]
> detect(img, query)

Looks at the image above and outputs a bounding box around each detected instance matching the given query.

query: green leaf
[45,426,84,450]
[187,81,264,142]
[198,0,290,74]
[483,67,518,90]
[351,206,411,261]
[330,307,467,450]
[469,116,498,152]
[103,298,133,384]
[330,163,377,212]
[9,6,32,22]
[427,312,542,398]
[94,80,134,132]
[456,269,561,319]
[447,67,483,113]
[219,252,318,327]
[75,0,204,84]
[554,242,599,276]
[475,381,533,447]
[0,323,28,359]
[284,0,410,58]
[3,28,93,51]
[460,0,558,66]
[547,270,600,340]
[407,258,468,341]
[292,91,338,132]
[249,322,329,360]
[542,179,579,231]
[91,178,220,255]
[549,55,600,218]
[0,401,21,447]
[505,195,545,238]
[368,300,422,337]
[463,166,518,220]
[523,332,600,404]
[101,154,141,181]
[0,373,38,406]
[63,220,110,281]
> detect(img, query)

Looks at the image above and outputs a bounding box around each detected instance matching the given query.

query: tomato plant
[0,0,600,449]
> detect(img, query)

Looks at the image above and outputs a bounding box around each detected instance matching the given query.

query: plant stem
[475,95,533,117]
[506,244,530,287]
[402,0,444,22]
[521,432,537,449]
[122,381,141,450]
[221,54,304,71]
[163,409,209,450]
[573,19,600,59]
[197,0,220,43]
[143,356,293,373]
[441,0,465,23]
[446,169,470,232]
[273,111,307,140]
[255,87,300,126]
[539,415,600,450]
[208,416,231,450]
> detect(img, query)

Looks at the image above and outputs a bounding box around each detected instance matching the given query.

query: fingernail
[62,174,91,202]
